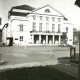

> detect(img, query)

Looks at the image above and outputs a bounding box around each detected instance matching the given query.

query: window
[58,18,61,22]
[45,9,50,13]
[66,27,68,32]
[46,23,49,32]
[15,38,18,40]
[52,17,55,21]
[20,24,23,31]
[39,23,43,32]
[46,17,49,21]
[58,24,61,32]
[52,24,55,32]
[20,36,23,41]
[32,15,36,20]
[32,22,36,31]
[40,16,43,20]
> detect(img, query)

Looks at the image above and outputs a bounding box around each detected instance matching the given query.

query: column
[39,35,41,44]
[53,35,54,44]
[46,35,48,44]
[59,35,61,44]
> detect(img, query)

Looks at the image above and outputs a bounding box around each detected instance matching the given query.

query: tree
[73,30,80,44]
[61,32,67,45]
[75,0,80,7]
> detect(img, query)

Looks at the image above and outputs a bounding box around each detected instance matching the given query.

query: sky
[0,0,80,30]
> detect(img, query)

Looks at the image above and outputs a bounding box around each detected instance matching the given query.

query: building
[2,5,73,46]
[0,18,2,43]
[0,29,2,43]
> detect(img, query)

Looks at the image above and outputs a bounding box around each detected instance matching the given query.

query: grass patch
[0,66,78,80]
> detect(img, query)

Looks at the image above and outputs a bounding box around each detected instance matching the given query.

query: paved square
[0,45,79,78]
[0,45,72,65]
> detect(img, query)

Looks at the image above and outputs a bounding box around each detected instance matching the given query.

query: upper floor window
[20,36,23,41]
[32,22,36,31]
[32,15,36,20]
[52,24,55,32]
[58,18,61,22]
[46,17,49,21]
[58,24,61,32]
[66,27,68,32]
[46,23,49,31]
[20,24,23,31]
[52,17,55,22]
[45,9,50,13]
[40,16,43,20]
[39,23,43,32]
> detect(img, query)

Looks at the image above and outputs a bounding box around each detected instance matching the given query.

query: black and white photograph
[0,0,80,80]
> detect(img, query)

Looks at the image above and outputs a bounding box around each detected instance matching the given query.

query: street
[0,45,77,65]
[0,45,79,78]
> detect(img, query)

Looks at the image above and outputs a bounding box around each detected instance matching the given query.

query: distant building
[0,17,2,43]
[0,17,1,25]
[2,5,73,46]
[0,29,2,43]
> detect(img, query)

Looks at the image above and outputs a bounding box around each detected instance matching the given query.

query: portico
[31,34,61,44]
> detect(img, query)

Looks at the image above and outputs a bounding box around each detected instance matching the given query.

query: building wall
[2,5,73,46]
[63,23,73,45]
[29,14,64,33]
[2,25,7,44]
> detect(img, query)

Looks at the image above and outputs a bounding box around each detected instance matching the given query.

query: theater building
[2,5,73,46]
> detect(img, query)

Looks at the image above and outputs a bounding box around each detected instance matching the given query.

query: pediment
[32,5,63,16]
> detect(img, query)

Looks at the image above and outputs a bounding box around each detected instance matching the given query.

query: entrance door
[34,35,39,44]
[54,35,59,44]
[48,35,52,44]
[41,35,46,44]
[9,37,13,46]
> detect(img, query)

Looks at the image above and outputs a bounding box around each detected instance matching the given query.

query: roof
[11,5,35,11]
[9,5,35,17]
[9,4,68,20]
[64,17,68,20]
[9,11,29,17]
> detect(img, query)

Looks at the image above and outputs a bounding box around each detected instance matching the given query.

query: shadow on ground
[52,56,78,78]
[58,57,70,64]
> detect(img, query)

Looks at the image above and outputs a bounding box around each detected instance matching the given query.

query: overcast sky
[0,0,80,30]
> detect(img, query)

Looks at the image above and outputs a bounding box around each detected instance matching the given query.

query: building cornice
[29,13,64,17]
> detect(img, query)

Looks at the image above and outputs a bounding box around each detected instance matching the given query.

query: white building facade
[2,5,73,46]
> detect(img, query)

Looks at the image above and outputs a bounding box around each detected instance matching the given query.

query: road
[0,45,79,65]
[0,45,79,78]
